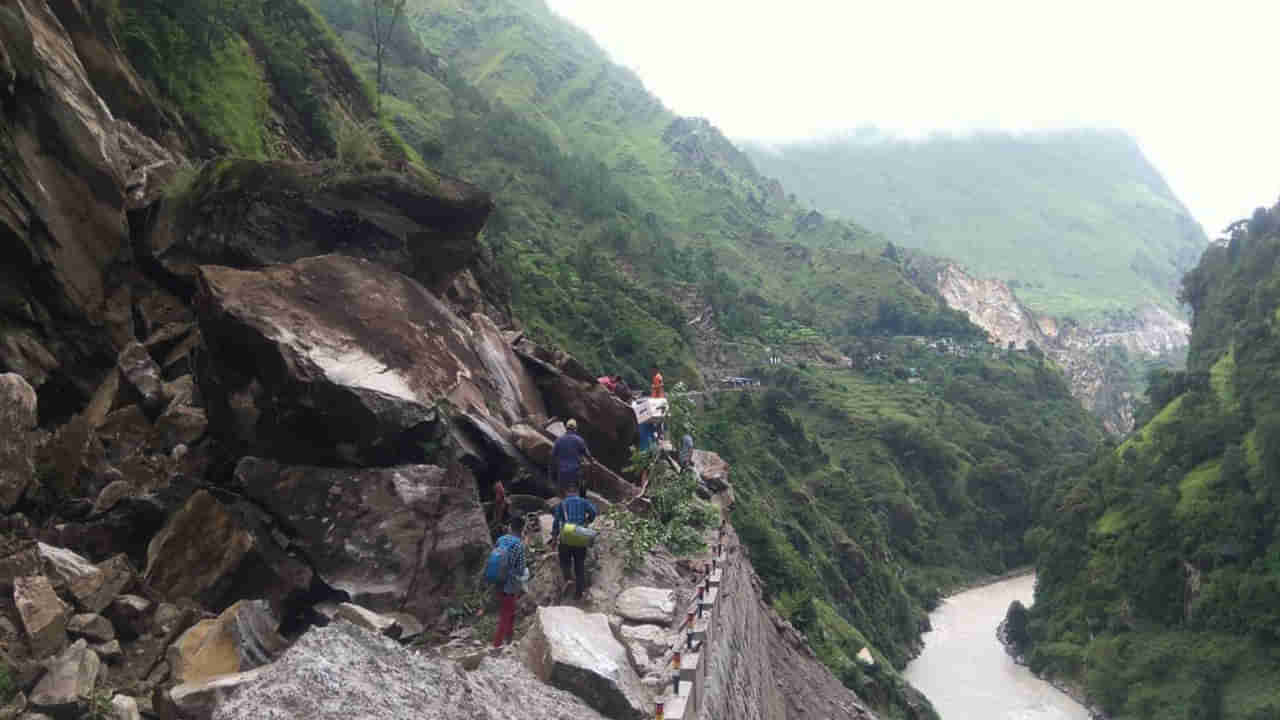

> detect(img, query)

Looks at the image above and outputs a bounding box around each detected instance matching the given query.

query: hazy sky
[545,0,1280,237]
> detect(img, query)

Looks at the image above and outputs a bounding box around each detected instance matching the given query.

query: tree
[364,0,407,112]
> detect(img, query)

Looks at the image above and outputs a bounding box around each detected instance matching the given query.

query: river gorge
[904,574,1093,720]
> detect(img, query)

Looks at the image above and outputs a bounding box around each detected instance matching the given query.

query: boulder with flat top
[524,606,648,720]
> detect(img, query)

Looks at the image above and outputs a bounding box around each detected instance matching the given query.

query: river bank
[996,616,1109,720]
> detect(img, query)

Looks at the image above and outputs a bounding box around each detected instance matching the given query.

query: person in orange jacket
[651,366,664,399]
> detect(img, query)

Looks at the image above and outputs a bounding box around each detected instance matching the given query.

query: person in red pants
[493,514,527,648]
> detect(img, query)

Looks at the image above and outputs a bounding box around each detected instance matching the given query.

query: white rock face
[615,587,676,625]
[524,606,649,720]
[937,263,1191,434]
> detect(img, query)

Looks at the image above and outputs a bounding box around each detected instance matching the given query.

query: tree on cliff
[364,0,407,112]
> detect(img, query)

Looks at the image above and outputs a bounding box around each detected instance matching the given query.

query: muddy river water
[903,573,1093,720]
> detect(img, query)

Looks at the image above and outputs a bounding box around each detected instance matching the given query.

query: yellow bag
[561,523,598,548]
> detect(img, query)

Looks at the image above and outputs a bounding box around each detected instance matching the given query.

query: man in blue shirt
[492,515,527,648]
[551,481,598,601]
[552,418,593,497]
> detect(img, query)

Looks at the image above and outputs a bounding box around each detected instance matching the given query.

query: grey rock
[691,450,731,491]
[211,621,610,720]
[117,343,164,415]
[234,459,487,622]
[165,666,271,720]
[92,640,122,662]
[524,606,649,720]
[29,640,100,716]
[66,614,114,643]
[0,374,37,510]
[615,587,676,625]
[109,695,140,720]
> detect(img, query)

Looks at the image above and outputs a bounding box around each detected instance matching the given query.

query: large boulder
[234,458,488,621]
[194,255,516,466]
[29,640,100,716]
[143,490,312,615]
[167,600,286,685]
[0,374,38,510]
[469,313,546,425]
[510,423,554,467]
[147,159,493,293]
[524,606,649,720]
[161,666,271,720]
[527,369,637,473]
[14,576,69,658]
[614,587,676,626]
[211,621,610,720]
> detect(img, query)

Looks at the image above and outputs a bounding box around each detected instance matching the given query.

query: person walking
[492,515,527,648]
[551,481,598,601]
[650,366,665,399]
[552,418,592,497]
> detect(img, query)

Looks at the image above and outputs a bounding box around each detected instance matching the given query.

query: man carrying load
[551,481,598,601]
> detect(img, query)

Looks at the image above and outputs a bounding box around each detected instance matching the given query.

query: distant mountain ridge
[742,129,1208,320]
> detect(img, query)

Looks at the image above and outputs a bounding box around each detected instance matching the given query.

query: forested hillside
[311,0,980,388]
[1024,203,1280,719]
[702,343,1101,713]
[743,130,1208,320]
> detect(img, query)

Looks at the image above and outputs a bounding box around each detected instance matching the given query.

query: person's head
[567,480,579,496]
[508,515,524,536]
[566,418,578,432]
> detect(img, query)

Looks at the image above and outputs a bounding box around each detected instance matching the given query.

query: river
[903,573,1092,720]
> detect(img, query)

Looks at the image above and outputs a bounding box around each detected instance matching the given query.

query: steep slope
[1024,202,1280,719]
[743,130,1208,319]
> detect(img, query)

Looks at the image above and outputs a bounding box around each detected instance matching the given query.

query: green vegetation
[743,130,1208,320]
[113,0,370,156]
[1026,203,1280,719]
[701,342,1101,718]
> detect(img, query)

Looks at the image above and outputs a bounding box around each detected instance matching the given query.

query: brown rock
[194,255,509,466]
[167,600,285,685]
[469,313,546,425]
[334,604,401,639]
[143,491,312,615]
[91,480,135,516]
[66,614,114,643]
[510,423,554,467]
[234,458,488,622]
[14,576,68,658]
[0,374,38,510]
[518,353,637,472]
[151,405,206,450]
[98,406,152,465]
[29,640,99,715]
[67,554,136,614]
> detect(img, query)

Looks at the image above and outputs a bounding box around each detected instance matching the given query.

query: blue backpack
[484,535,520,584]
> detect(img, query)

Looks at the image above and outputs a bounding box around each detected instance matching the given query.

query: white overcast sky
[545,0,1280,237]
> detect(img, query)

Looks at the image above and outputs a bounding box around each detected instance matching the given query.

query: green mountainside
[742,130,1208,320]
[1024,204,1280,719]
[100,1,1109,717]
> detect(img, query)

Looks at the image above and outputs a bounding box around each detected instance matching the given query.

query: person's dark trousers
[558,544,588,599]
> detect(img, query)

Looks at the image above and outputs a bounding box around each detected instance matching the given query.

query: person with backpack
[552,418,592,498]
[486,514,527,648]
[551,481,598,601]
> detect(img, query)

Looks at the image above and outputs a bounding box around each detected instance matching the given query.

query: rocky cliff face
[937,264,1188,433]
